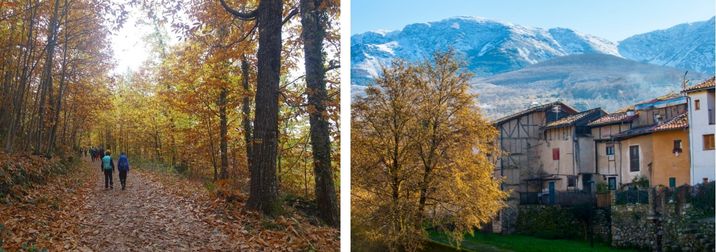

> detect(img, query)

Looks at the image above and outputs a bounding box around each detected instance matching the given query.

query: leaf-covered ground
[1,157,339,251]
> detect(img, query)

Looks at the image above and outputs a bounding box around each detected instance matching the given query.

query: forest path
[76,158,232,251]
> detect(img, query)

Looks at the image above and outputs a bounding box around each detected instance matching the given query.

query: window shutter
[552,148,560,160]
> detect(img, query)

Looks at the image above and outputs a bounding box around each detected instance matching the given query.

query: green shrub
[597,182,609,194]
[516,206,582,239]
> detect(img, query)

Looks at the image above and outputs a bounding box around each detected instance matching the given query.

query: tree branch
[282,7,299,25]
[219,0,257,21]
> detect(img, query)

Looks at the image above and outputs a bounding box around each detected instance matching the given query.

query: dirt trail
[77,159,232,251]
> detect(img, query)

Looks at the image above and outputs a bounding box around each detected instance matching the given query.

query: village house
[492,101,577,194]
[490,101,577,233]
[590,93,689,189]
[650,113,690,187]
[537,108,606,193]
[683,77,715,184]
[588,111,638,190]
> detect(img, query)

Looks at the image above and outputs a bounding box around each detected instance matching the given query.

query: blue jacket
[118,154,130,171]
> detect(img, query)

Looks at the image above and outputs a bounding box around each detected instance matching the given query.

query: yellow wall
[651,129,691,187]
[617,134,653,186]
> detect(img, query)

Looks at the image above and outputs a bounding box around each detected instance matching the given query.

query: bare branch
[218,0,257,21]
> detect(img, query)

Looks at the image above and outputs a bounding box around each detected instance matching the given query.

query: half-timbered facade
[490,101,576,233]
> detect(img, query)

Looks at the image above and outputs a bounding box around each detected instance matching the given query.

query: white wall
[688,90,716,184]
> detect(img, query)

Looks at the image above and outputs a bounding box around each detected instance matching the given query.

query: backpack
[118,156,129,171]
[102,155,112,170]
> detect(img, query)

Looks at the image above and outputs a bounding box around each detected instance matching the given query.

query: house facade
[683,77,715,184]
[538,108,606,192]
[591,94,689,189]
[650,114,690,187]
[491,101,577,233]
[588,112,638,190]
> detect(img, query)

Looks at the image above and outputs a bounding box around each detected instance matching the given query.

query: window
[669,177,676,188]
[673,139,682,153]
[704,134,715,150]
[606,145,615,155]
[552,148,560,160]
[608,177,617,190]
[695,99,701,110]
[629,145,640,172]
[568,176,576,187]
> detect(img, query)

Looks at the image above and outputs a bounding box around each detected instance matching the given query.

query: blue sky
[352,0,715,41]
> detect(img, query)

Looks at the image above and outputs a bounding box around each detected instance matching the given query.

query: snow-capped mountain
[351,16,620,85]
[618,17,715,75]
[472,54,709,118]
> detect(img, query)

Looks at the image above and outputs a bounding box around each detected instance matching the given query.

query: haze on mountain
[351,16,715,118]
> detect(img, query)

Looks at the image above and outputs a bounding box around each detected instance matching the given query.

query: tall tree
[300,0,339,227]
[220,0,283,215]
[352,52,508,251]
[35,0,62,154]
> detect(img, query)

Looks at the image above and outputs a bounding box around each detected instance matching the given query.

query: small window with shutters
[695,99,701,110]
[669,177,676,188]
[629,145,640,172]
[552,148,560,160]
[704,134,715,150]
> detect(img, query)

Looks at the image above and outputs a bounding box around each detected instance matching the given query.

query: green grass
[428,230,639,252]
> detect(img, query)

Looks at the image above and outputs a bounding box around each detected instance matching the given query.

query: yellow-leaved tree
[352,50,507,251]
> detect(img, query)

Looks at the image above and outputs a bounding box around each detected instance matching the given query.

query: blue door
[548,181,555,204]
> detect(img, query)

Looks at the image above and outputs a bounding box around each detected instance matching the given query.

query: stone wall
[610,204,655,248]
[610,186,715,251]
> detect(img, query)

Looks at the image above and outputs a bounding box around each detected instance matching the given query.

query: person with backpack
[117,152,130,190]
[101,151,115,189]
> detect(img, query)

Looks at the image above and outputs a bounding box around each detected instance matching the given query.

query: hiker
[117,152,130,190]
[101,151,115,189]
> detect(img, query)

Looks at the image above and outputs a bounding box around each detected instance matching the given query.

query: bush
[596,182,609,194]
[516,205,582,239]
[692,181,715,216]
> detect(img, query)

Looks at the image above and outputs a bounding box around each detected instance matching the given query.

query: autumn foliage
[352,51,507,251]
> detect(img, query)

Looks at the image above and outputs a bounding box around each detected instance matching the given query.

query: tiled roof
[612,126,655,140]
[588,112,638,127]
[652,113,688,132]
[544,108,605,129]
[612,113,688,139]
[683,77,715,93]
[493,101,578,125]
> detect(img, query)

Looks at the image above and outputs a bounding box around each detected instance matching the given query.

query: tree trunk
[241,56,253,173]
[35,0,62,155]
[244,0,282,215]
[300,0,339,226]
[4,0,37,152]
[219,86,229,179]
[47,0,70,157]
